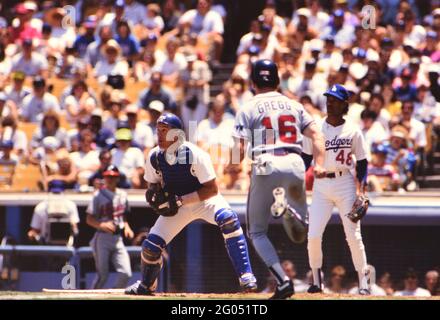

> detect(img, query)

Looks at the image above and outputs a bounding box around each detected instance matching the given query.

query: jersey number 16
[262,115,297,144]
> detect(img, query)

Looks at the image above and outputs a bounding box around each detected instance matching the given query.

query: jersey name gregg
[256,100,292,113]
[325,136,353,153]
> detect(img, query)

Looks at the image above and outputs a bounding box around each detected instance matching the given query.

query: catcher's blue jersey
[146,142,217,196]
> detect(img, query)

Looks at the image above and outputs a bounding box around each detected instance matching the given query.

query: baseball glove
[145,184,182,217]
[346,194,370,223]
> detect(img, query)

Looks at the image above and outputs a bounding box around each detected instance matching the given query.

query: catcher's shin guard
[215,208,256,289]
[140,234,166,291]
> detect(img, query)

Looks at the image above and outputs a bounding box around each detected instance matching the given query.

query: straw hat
[101,39,122,57]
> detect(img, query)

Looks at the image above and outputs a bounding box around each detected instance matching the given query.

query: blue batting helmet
[157,113,183,130]
[251,59,280,88]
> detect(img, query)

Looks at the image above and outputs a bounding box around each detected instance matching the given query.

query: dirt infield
[0,291,439,300]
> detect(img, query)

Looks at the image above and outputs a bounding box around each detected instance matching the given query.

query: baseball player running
[86,165,134,289]
[302,84,371,295]
[230,59,326,299]
[125,113,257,295]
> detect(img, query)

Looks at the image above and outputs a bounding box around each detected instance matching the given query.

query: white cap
[309,39,323,52]
[349,62,368,80]
[91,108,103,117]
[366,50,380,62]
[125,104,139,114]
[403,39,416,48]
[24,1,38,11]
[149,100,165,113]
[296,8,310,18]
[42,136,60,150]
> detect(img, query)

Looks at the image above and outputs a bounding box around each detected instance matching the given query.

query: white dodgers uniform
[303,118,369,275]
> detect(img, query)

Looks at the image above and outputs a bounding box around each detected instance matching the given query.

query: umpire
[86,165,134,289]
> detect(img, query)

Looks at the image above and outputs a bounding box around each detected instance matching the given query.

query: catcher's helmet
[251,59,280,88]
[157,113,183,130]
[103,165,121,177]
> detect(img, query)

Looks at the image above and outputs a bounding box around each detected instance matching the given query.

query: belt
[325,171,346,178]
[272,148,299,156]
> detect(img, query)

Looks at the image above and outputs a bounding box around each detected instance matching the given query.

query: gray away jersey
[232,91,314,158]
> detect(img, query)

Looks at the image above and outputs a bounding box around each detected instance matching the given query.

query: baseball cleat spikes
[124,281,154,296]
[271,187,288,218]
[269,280,294,300]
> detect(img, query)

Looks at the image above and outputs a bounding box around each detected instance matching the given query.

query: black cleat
[269,280,294,300]
[307,284,323,293]
[125,281,154,296]
[359,288,371,295]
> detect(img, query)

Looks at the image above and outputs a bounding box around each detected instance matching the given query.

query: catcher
[302,84,371,295]
[125,113,257,295]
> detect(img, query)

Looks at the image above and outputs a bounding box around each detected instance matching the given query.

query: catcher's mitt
[346,194,369,223]
[145,184,182,217]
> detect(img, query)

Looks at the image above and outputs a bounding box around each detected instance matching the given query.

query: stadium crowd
[0,0,439,193]
[262,261,440,297]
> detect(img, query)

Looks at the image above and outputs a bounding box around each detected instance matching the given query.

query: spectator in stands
[142,3,165,37]
[43,7,76,52]
[11,38,48,78]
[424,270,439,296]
[30,110,68,151]
[0,116,27,158]
[85,25,113,68]
[134,49,156,82]
[321,9,355,48]
[138,71,177,112]
[74,16,98,58]
[367,144,401,192]
[8,4,41,45]
[180,53,211,133]
[155,36,187,91]
[413,85,440,124]
[0,140,18,164]
[69,128,100,188]
[111,128,145,188]
[286,59,326,102]
[123,0,147,26]
[94,39,129,84]
[44,148,78,190]
[103,90,127,133]
[360,109,389,154]
[291,0,329,32]
[281,260,308,293]
[383,126,417,191]
[394,68,418,102]
[89,109,115,150]
[178,0,224,65]
[377,272,395,296]
[21,77,61,123]
[124,104,154,154]
[115,20,140,65]
[27,180,79,246]
[325,265,348,294]
[399,100,427,151]
[4,71,31,110]
[63,80,97,126]
[365,93,391,133]
[161,0,181,33]
[0,93,18,123]
[88,149,130,189]
[394,268,431,297]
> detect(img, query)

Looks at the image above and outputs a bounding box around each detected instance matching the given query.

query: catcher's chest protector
[152,147,203,196]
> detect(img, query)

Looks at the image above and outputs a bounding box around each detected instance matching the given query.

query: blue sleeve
[356,159,368,184]
[130,36,140,55]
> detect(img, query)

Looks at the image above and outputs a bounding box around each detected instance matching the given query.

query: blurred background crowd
[0,0,439,194]
[263,261,440,297]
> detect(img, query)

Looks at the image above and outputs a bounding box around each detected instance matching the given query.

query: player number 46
[335,150,353,165]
